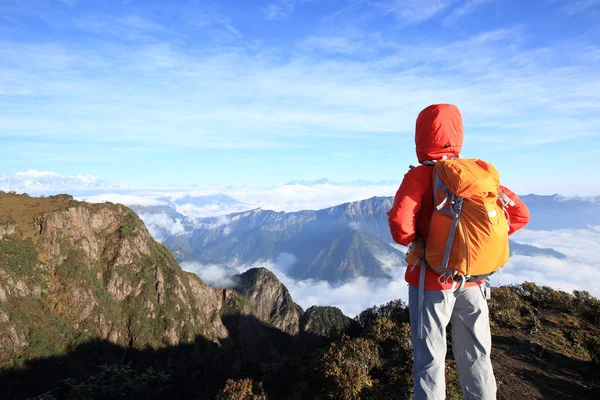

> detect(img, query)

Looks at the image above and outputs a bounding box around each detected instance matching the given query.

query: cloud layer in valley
[181,227,600,317]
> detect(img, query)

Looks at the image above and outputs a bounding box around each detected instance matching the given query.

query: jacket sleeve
[500,185,530,235]
[387,168,426,246]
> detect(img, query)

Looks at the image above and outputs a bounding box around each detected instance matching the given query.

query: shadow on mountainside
[0,314,333,400]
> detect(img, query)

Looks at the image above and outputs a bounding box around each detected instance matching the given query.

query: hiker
[387,104,530,400]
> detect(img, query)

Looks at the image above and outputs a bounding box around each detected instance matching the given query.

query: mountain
[519,194,600,230]
[1,192,598,399]
[234,268,303,335]
[509,241,567,259]
[0,170,130,193]
[163,197,566,284]
[0,192,233,356]
[0,191,354,398]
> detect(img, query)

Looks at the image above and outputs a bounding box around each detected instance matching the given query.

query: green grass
[0,236,39,280]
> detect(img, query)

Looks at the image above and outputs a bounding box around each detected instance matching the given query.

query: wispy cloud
[262,0,306,20]
[2,1,599,191]
[383,0,454,24]
[59,0,78,7]
[74,14,176,40]
[560,0,600,15]
[443,0,494,25]
[4,22,596,149]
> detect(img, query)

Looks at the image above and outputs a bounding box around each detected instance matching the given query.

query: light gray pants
[409,284,496,400]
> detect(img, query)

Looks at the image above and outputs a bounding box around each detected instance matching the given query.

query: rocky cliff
[0,192,354,377]
[235,268,303,335]
[0,192,259,368]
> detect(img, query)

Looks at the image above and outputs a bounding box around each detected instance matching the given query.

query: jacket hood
[415,104,463,164]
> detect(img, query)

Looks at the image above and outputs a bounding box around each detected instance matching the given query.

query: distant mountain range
[285,178,399,186]
[160,197,567,284]
[519,194,600,230]
[0,170,129,192]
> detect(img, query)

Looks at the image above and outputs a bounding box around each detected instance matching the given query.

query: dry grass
[0,192,78,240]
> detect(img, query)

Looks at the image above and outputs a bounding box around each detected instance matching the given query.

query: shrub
[321,336,380,400]
[35,363,170,400]
[489,287,524,327]
[584,335,600,365]
[216,378,267,400]
[514,282,574,313]
[355,299,409,329]
[573,290,600,327]
[363,318,413,365]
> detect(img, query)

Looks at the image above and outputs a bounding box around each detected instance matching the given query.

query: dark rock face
[234,268,303,335]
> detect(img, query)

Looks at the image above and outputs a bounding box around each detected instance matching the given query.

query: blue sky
[1,0,599,193]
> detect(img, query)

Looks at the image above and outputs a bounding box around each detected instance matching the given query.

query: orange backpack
[424,158,510,281]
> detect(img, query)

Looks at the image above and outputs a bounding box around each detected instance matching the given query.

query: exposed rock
[0,191,359,386]
[235,268,302,335]
[0,220,16,240]
[0,192,238,365]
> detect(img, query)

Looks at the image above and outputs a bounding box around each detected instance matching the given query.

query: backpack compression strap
[432,171,464,272]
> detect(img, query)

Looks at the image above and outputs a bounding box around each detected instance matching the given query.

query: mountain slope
[0,192,241,366]
[0,192,359,398]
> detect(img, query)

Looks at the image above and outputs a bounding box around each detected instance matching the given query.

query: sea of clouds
[180,225,600,317]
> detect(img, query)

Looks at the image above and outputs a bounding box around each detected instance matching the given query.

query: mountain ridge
[163,196,568,284]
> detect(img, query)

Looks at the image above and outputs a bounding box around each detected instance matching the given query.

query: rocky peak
[234,267,303,335]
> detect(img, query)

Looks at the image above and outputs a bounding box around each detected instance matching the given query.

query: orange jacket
[387,104,530,290]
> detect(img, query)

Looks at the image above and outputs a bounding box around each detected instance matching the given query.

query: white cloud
[262,0,306,20]
[224,183,398,212]
[511,227,600,265]
[384,0,454,24]
[59,0,78,7]
[71,181,398,220]
[493,227,600,296]
[182,252,409,317]
[501,255,599,294]
[561,0,600,15]
[443,0,493,25]
[175,203,250,219]
[81,193,165,206]
[181,262,241,288]
[137,212,185,241]
[2,24,599,165]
